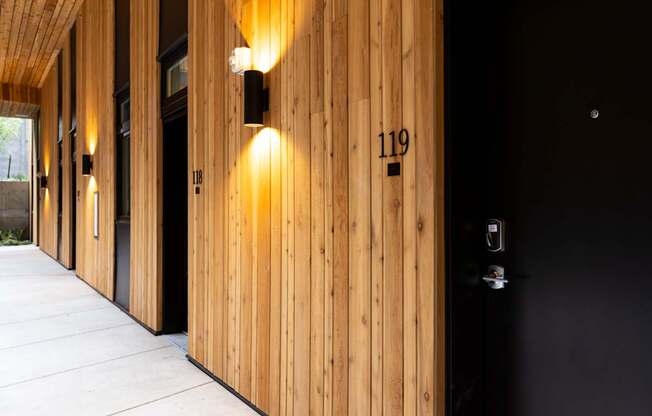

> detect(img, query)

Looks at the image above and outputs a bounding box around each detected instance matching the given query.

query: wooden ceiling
[0,82,39,117]
[0,99,39,118]
[0,0,83,88]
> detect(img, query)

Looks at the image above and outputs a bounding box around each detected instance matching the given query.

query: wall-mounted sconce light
[93,191,100,239]
[244,70,269,128]
[39,175,48,189]
[229,47,252,76]
[82,154,93,176]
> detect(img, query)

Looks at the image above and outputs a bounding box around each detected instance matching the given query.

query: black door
[447,1,652,415]
[162,113,188,334]
[114,0,130,311]
[114,96,131,310]
[160,30,188,334]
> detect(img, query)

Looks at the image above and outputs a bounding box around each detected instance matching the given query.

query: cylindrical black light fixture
[39,175,48,189]
[82,154,93,176]
[244,70,269,128]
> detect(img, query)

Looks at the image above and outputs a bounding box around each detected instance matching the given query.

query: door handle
[482,265,508,289]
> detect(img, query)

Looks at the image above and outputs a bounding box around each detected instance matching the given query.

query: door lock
[486,219,506,253]
[482,265,508,289]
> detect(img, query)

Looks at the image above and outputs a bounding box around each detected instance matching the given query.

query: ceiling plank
[0,100,39,118]
[12,0,40,84]
[4,0,21,80]
[18,0,50,85]
[22,0,58,85]
[0,0,81,87]
[0,82,40,118]
[31,0,79,86]
[0,83,40,104]
[7,0,34,84]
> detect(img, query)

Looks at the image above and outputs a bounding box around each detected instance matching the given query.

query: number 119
[378,129,410,158]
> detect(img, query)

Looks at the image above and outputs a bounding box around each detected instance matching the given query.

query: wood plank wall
[31,124,38,245]
[37,43,74,269]
[74,0,116,298]
[129,0,163,330]
[188,1,445,415]
[38,0,160,330]
[37,67,59,259]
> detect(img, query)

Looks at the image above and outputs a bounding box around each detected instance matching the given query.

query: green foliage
[0,117,23,155]
[0,228,30,246]
[3,174,28,182]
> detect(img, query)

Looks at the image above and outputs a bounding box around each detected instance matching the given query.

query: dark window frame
[115,89,131,221]
[159,37,188,121]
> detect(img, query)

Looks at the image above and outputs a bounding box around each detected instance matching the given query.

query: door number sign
[192,169,203,194]
[378,129,409,176]
[378,129,410,158]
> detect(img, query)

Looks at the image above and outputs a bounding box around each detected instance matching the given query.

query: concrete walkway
[0,245,256,416]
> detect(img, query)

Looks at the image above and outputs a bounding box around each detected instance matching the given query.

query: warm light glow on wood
[88,120,98,155]
[88,175,97,191]
[225,1,285,73]
[253,47,278,74]
[43,143,50,176]
[250,127,280,161]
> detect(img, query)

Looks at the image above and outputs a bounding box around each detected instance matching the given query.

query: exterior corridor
[0,245,256,416]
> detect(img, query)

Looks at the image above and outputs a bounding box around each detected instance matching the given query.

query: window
[160,40,187,119]
[117,134,130,218]
[117,98,130,219]
[120,99,130,134]
[166,56,188,98]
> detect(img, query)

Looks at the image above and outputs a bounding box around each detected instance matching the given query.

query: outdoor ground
[0,245,256,416]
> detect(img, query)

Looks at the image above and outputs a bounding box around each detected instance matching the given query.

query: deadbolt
[486,219,506,253]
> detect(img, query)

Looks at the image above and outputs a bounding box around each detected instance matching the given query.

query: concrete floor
[0,245,257,416]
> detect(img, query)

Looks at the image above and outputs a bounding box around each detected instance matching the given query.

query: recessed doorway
[159,0,188,340]
[161,112,188,334]
[114,0,130,311]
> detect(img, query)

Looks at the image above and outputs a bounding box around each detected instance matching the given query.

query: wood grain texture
[37,65,59,258]
[402,0,418,414]
[74,0,115,299]
[348,1,371,416]
[37,0,445,413]
[129,0,163,331]
[370,1,384,414]
[187,0,444,415]
[0,83,39,103]
[0,99,39,118]
[331,13,349,416]
[0,83,40,118]
[381,0,404,413]
[31,121,38,244]
[0,0,83,88]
